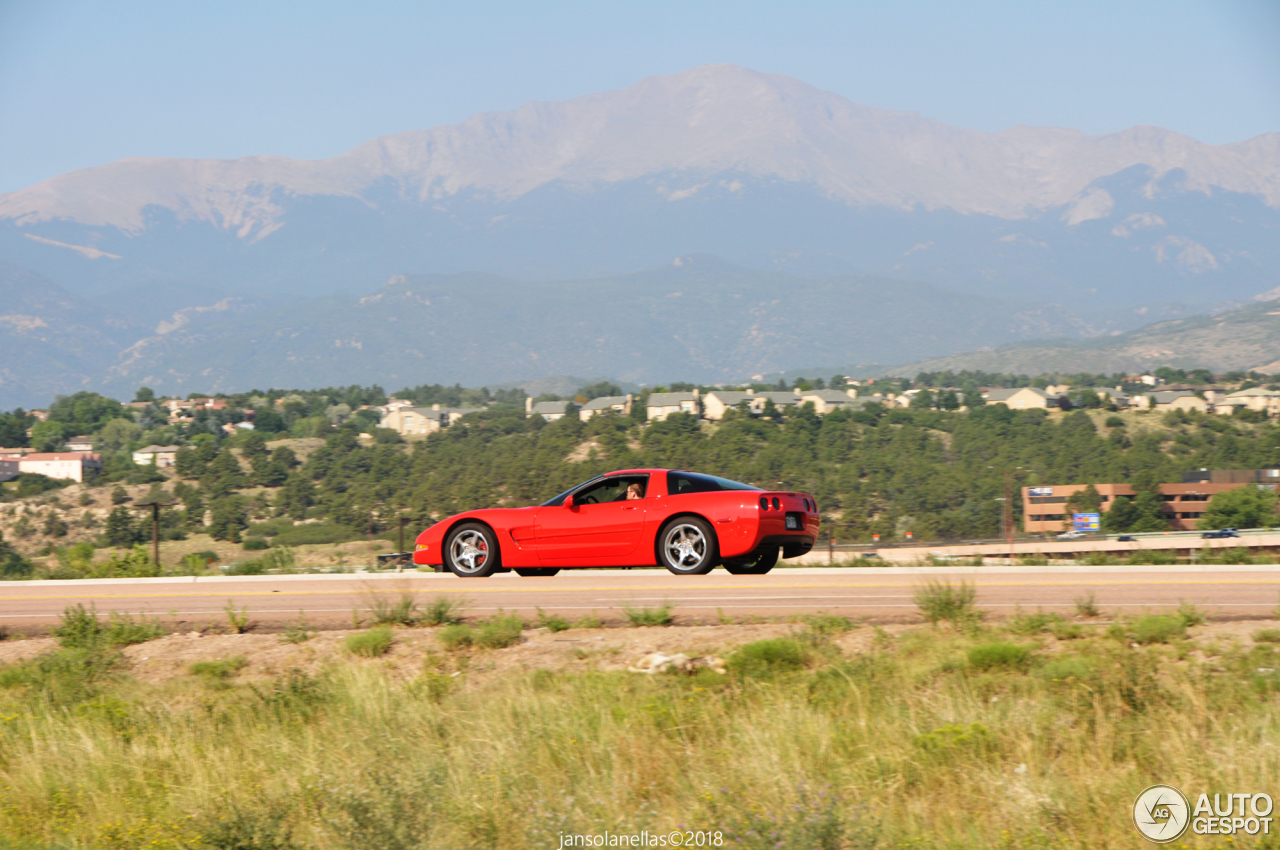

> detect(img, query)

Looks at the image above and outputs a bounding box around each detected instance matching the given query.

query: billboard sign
[1029,487,1053,496]
[1073,512,1101,532]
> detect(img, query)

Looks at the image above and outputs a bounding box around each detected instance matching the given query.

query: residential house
[797,389,861,414]
[526,399,569,422]
[752,391,800,415]
[646,391,700,421]
[0,458,18,482]
[1219,388,1280,417]
[701,390,756,421]
[985,387,1058,410]
[3,452,102,483]
[132,445,180,468]
[220,422,255,436]
[382,405,482,435]
[1149,391,1208,413]
[66,436,94,451]
[578,395,632,421]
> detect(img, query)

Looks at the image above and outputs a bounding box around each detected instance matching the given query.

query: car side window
[573,475,648,505]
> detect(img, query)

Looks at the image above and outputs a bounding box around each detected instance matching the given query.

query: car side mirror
[564,494,575,509]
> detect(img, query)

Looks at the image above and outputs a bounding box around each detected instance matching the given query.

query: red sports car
[412,469,819,576]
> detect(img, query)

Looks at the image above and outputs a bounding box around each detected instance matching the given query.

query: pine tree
[104,506,141,547]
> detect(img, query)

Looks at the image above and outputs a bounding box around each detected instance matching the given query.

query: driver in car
[625,482,644,500]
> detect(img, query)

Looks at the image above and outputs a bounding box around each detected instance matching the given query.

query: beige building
[1149,391,1208,413]
[1218,388,1280,416]
[578,395,632,421]
[67,436,94,451]
[701,390,756,420]
[797,389,861,414]
[381,405,481,436]
[646,391,700,421]
[132,445,179,467]
[985,387,1058,409]
[3,452,103,483]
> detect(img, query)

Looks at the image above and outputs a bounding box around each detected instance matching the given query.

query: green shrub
[1213,547,1255,565]
[271,523,357,547]
[1074,592,1100,617]
[52,604,163,649]
[345,626,394,657]
[280,613,316,644]
[914,580,979,626]
[368,592,422,626]
[181,550,219,573]
[803,614,855,635]
[1253,629,1280,643]
[421,596,466,626]
[913,723,996,757]
[622,602,674,627]
[1050,622,1084,640]
[437,624,474,650]
[242,537,270,551]
[536,607,570,632]
[1007,609,1062,635]
[1177,602,1207,627]
[475,614,524,649]
[1132,614,1185,644]
[573,612,602,629]
[1127,548,1178,565]
[1036,656,1095,683]
[191,655,248,685]
[729,638,811,675]
[967,641,1030,671]
[1080,552,1120,566]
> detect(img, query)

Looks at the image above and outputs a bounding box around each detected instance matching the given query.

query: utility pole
[132,499,178,572]
[1005,469,1015,562]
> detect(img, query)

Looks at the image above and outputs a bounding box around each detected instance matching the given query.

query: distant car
[1116,535,1136,542]
[411,468,820,576]
[1202,528,1240,539]
[1057,530,1088,540]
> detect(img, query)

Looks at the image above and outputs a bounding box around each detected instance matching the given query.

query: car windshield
[667,471,760,494]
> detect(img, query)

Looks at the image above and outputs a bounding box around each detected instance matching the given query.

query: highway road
[3,565,1280,630]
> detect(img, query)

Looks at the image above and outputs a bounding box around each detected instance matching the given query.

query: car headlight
[416,543,429,551]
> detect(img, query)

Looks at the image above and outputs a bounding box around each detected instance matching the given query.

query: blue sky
[0,0,1277,193]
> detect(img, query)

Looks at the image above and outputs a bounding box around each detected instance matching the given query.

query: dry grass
[1,619,1279,848]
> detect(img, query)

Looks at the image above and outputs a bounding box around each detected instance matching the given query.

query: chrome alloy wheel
[664,522,708,570]
[450,529,490,574]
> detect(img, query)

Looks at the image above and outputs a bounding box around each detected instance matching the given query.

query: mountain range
[1,64,1278,405]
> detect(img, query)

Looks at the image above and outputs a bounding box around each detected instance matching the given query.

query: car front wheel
[659,517,718,575]
[444,523,501,577]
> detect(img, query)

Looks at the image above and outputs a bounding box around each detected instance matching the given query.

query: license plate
[785,515,800,530]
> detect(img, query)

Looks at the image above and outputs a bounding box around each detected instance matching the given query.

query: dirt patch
[5,619,1278,689]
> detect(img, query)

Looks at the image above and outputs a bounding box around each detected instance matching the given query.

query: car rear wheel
[444,523,501,577]
[514,568,560,577]
[659,517,718,575]
[722,545,779,575]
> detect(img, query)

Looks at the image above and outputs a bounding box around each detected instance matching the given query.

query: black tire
[444,522,501,577]
[723,545,779,575]
[658,516,718,575]
[514,568,561,577]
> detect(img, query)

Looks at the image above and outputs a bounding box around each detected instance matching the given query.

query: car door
[535,475,649,563]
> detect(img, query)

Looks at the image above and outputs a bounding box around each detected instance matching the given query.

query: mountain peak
[3,64,1277,238]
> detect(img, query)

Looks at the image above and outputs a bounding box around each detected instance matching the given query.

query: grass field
[1,604,1278,849]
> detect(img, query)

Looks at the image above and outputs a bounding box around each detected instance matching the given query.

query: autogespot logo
[1133,785,1190,843]
[1133,785,1276,842]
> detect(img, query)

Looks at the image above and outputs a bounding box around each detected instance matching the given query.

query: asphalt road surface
[3,565,1280,631]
